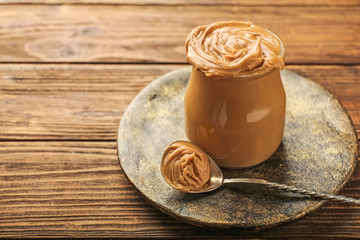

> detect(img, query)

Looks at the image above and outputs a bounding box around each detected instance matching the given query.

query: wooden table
[0,0,359,238]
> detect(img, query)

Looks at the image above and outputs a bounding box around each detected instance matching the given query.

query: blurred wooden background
[0,0,359,238]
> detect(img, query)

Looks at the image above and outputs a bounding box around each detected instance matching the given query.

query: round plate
[117,67,358,229]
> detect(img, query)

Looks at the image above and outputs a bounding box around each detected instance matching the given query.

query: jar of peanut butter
[184,21,285,168]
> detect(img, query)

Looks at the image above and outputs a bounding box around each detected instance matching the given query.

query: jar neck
[191,67,281,82]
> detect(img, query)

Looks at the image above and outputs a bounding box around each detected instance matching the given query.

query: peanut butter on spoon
[161,141,211,192]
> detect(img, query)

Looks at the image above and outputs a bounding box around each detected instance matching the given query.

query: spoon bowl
[161,140,360,204]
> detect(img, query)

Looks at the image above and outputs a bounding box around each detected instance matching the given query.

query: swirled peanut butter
[186,21,284,80]
[161,141,211,192]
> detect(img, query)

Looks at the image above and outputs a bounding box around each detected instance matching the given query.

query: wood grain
[1,64,359,141]
[0,64,178,140]
[0,141,359,238]
[0,5,359,64]
[0,0,359,6]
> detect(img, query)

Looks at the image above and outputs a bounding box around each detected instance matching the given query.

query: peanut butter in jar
[184,21,286,168]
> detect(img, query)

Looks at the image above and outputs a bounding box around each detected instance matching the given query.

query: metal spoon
[161,140,360,204]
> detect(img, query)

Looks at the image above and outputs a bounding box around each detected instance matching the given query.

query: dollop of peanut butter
[162,141,211,192]
[185,21,285,79]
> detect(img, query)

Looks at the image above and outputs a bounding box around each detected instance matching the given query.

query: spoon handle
[223,178,360,204]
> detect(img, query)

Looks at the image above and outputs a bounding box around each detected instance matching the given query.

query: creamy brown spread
[161,141,211,192]
[185,21,285,80]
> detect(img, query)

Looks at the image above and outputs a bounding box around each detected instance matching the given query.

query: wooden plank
[0,64,359,140]
[0,64,180,140]
[0,141,359,238]
[0,0,359,6]
[0,5,358,64]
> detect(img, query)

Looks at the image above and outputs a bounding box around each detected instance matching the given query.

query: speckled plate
[117,67,358,229]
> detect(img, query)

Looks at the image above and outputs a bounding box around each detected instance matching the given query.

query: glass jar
[184,23,285,168]
[184,67,285,168]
